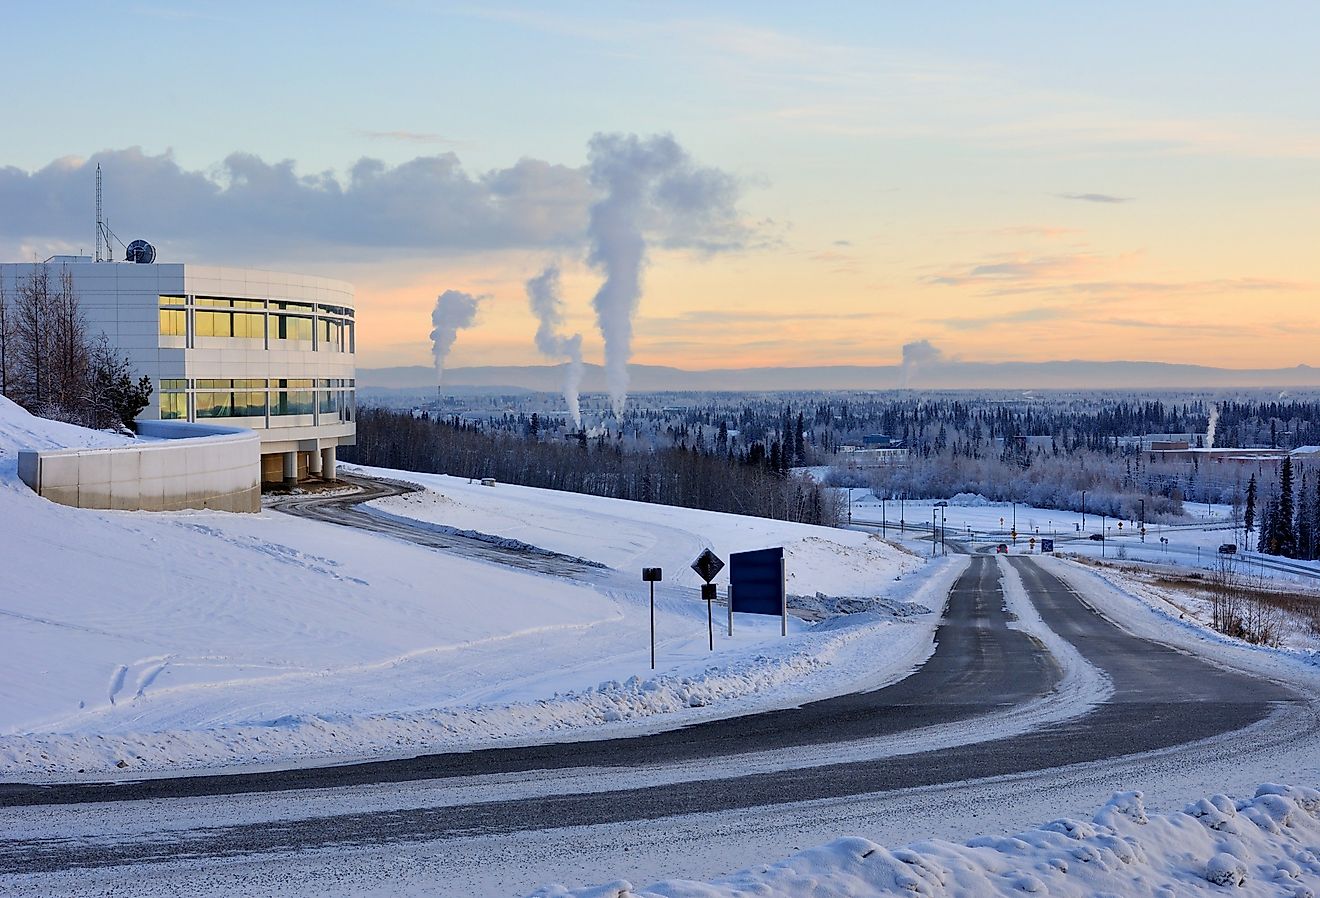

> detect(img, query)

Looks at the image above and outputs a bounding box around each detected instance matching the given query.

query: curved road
[1,536,1306,874]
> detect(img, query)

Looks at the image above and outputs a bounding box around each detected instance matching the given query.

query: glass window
[232,311,265,339]
[196,297,233,307]
[160,391,187,420]
[195,310,234,338]
[196,378,233,390]
[195,392,234,418]
[319,390,336,414]
[160,379,188,390]
[235,391,267,417]
[270,315,313,341]
[271,301,314,313]
[272,390,315,416]
[233,299,265,310]
[158,308,187,336]
[159,295,186,307]
[319,318,343,350]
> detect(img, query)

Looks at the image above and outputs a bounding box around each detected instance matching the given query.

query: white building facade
[1,257,355,486]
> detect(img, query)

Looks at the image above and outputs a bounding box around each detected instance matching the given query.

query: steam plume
[899,339,945,388]
[430,289,482,385]
[585,133,743,419]
[526,264,583,427]
[1206,404,1219,450]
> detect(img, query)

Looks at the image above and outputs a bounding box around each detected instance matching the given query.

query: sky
[2,1,1318,373]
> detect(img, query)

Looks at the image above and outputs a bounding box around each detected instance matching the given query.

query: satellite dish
[125,239,156,264]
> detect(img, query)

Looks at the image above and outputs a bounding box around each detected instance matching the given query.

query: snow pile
[537,784,1320,897]
[948,492,1001,507]
[791,592,932,620]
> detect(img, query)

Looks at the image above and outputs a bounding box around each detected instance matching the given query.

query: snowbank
[0,395,133,478]
[537,784,1320,897]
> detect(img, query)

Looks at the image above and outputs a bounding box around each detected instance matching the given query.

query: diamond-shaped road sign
[690,548,725,583]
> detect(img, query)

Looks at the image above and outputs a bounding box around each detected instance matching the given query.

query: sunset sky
[2,1,1318,372]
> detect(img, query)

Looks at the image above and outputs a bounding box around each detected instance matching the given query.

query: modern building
[1,255,355,487]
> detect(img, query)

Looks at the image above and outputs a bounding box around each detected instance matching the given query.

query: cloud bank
[0,139,752,264]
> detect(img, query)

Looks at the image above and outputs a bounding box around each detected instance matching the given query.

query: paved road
[266,474,603,578]
[1,555,1304,875]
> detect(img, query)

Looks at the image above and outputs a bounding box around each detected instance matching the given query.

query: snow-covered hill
[0,401,942,780]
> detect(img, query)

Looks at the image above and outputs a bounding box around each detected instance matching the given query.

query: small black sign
[690,549,726,583]
[1041,538,1054,553]
[642,567,663,582]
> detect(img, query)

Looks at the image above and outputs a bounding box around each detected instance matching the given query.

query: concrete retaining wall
[17,421,261,513]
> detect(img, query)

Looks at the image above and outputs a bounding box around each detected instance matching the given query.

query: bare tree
[12,263,52,408]
[48,265,91,414]
[0,269,12,397]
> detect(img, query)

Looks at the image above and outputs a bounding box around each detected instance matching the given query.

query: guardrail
[18,420,261,513]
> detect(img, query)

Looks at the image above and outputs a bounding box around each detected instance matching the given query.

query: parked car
[996,543,1009,554]
[1088,533,1105,541]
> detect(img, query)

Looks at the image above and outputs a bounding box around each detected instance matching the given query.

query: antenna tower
[95,165,104,262]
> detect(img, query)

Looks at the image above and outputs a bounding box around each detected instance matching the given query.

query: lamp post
[881,496,887,536]
[1139,498,1146,542]
[1101,514,1107,558]
[930,508,937,557]
[934,500,948,556]
[1081,490,1087,531]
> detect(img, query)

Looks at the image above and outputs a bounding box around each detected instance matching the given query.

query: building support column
[321,446,337,482]
[308,446,323,476]
[282,450,298,489]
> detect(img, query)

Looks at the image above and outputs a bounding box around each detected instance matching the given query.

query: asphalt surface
[266,474,603,577]
[1,554,1303,875]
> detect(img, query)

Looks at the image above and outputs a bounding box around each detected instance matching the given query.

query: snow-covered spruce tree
[1244,473,1257,537]
[1278,457,1298,558]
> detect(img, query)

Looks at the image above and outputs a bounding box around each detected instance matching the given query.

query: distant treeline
[342,407,845,527]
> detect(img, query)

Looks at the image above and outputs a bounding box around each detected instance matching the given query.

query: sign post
[641,567,662,669]
[690,549,726,652]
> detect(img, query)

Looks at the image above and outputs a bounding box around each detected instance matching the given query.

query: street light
[935,500,948,556]
[1081,490,1087,531]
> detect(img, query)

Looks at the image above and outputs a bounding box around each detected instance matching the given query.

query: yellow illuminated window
[158,308,186,336]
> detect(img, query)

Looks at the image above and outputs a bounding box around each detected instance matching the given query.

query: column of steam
[430,290,483,395]
[526,265,584,428]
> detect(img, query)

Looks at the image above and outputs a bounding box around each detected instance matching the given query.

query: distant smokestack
[526,264,584,428]
[430,290,482,385]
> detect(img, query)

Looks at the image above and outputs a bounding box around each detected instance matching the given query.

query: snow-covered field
[0,398,938,780]
[356,465,925,596]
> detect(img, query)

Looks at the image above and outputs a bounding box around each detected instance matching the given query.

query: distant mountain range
[357,361,1320,393]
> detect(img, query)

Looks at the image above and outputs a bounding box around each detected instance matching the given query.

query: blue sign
[729,547,785,617]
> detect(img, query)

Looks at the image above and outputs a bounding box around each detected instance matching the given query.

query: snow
[536,785,1320,898]
[0,401,935,780]
[356,465,924,596]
